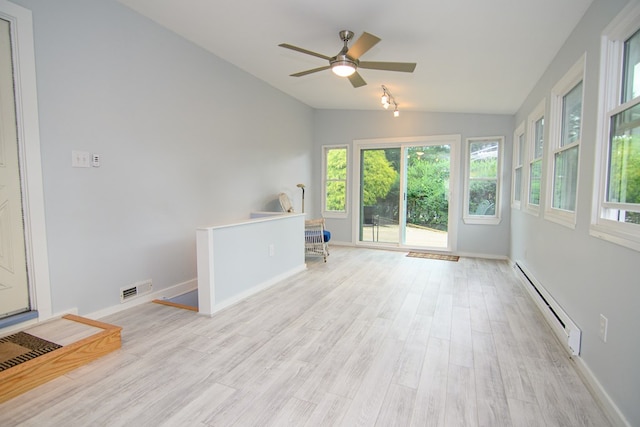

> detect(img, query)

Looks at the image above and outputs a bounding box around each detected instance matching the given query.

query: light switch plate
[72,150,91,168]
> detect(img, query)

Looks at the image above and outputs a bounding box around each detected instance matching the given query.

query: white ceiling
[117,0,594,115]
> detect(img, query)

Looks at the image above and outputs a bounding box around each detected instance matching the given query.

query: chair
[474,200,495,215]
[278,192,330,262]
[363,206,379,241]
[304,218,330,262]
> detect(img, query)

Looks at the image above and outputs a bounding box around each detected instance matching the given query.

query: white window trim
[525,99,546,216]
[321,144,349,219]
[544,55,586,229]
[512,121,525,209]
[463,136,503,225]
[590,1,640,252]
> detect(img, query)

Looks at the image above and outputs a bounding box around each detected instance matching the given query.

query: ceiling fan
[279,30,417,88]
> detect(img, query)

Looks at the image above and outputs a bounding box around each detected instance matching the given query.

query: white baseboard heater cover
[514,262,581,356]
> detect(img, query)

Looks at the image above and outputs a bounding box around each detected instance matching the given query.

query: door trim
[1,1,52,321]
[352,134,461,252]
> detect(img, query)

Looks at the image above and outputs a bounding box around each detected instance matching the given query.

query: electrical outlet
[269,244,275,257]
[599,314,608,342]
[92,153,100,167]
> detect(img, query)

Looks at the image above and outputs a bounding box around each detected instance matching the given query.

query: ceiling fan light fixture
[279,31,416,89]
[331,60,357,77]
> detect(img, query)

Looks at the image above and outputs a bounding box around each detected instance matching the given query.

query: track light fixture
[381,85,400,117]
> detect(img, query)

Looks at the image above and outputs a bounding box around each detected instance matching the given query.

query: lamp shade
[331,60,356,77]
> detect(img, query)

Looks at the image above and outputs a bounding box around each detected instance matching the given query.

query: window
[464,136,502,224]
[545,56,585,228]
[526,100,545,214]
[512,122,525,209]
[592,3,640,251]
[322,145,348,217]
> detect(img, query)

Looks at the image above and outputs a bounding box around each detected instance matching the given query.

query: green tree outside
[325,148,347,211]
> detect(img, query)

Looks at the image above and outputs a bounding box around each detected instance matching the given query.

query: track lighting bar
[381,85,400,117]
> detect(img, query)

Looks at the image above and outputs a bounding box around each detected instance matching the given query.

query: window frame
[321,144,349,218]
[525,100,546,215]
[544,55,585,229]
[463,136,503,225]
[512,121,525,209]
[591,2,640,252]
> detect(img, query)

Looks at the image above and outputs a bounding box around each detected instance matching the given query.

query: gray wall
[13,0,313,315]
[312,109,513,257]
[511,0,639,424]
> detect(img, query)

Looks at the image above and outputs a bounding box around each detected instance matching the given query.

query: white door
[0,17,30,318]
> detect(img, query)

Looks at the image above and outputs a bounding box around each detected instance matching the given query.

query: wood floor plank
[26,317,103,346]
[392,314,432,389]
[507,397,546,427]
[410,337,450,427]
[339,338,405,426]
[159,382,237,426]
[444,364,478,427]
[376,383,417,427]
[472,330,513,426]
[449,306,473,368]
[267,397,317,427]
[328,317,392,399]
[303,393,351,426]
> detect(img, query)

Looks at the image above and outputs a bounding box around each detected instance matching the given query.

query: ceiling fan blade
[278,43,331,61]
[359,61,417,73]
[346,32,380,60]
[290,65,331,77]
[348,71,367,88]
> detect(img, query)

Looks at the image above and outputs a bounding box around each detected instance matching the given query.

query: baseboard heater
[513,262,581,356]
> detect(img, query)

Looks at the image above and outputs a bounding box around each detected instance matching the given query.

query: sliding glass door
[359,147,400,244]
[404,145,451,248]
[355,136,458,251]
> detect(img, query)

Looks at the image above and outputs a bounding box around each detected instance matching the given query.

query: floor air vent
[120,280,153,303]
[514,262,581,356]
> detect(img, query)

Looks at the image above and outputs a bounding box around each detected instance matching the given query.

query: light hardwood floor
[0,247,610,426]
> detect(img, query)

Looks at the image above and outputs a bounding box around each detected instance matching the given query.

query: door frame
[1,1,52,321]
[351,135,461,252]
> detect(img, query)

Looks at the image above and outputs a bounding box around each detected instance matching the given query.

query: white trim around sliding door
[352,134,461,252]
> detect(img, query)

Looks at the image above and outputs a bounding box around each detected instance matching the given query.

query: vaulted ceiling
[118,0,594,114]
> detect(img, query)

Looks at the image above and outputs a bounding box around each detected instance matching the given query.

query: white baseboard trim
[327,240,353,247]
[572,356,631,427]
[455,251,508,260]
[199,264,306,317]
[85,278,197,320]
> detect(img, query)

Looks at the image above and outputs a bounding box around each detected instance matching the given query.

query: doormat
[0,332,62,372]
[407,252,459,262]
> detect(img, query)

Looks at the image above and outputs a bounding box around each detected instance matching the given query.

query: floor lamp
[297,183,305,213]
